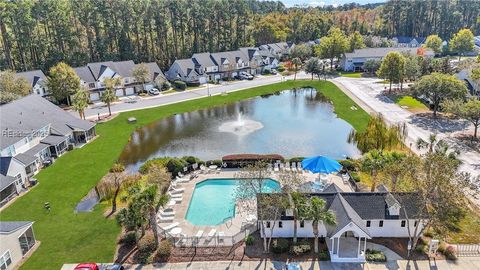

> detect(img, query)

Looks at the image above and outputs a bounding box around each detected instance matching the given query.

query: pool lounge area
[157,169,354,247]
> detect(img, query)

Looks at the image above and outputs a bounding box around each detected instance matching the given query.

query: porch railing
[455,244,480,257]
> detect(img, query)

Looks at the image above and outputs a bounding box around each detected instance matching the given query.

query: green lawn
[339,72,363,78]
[391,95,429,113]
[0,80,369,270]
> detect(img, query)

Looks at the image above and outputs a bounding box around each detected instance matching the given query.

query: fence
[168,222,257,248]
[455,244,480,257]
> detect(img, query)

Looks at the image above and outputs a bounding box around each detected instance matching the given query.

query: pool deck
[158,169,353,245]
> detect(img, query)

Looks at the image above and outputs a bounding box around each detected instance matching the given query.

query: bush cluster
[277,65,285,72]
[366,249,387,262]
[444,246,457,260]
[153,239,172,261]
[174,80,186,90]
[272,238,290,254]
[119,231,137,247]
[187,81,201,87]
[289,157,305,163]
[136,233,156,264]
[160,81,171,91]
[318,249,330,260]
[139,157,171,174]
[245,235,255,246]
[166,158,189,176]
[290,241,311,255]
[338,159,357,172]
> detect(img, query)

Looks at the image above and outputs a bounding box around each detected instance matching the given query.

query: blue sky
[279,0,385,7]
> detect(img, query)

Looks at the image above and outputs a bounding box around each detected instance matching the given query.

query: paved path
[82,72,309,119]
[332,77,480,202]
[61,257,480,270]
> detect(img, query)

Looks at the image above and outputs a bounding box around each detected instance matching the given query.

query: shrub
[415,243,426,253]
[222,154,284,167]
[290,241,311,255]
[366,249,387,262]
[272,238,290,254]
[423,228,435,238]
[245,235,255,246]
[318,249,330,260]
[277,65,285,72]
[187,81,201,87]
[160,81,171,91]
[444,246,457,260]
[350,171,361,182]
[136,233,156,264]
[153,239,172,261]
[182,156,201,165]
[263,69,271,75]
[139,157,171,174]
[166,158,188,176]
[173,80,186,90]
[119,231,137,247]
[289,157,305,163]
[437,241,447,254]
[207,159,223,167]
[339,159,357,172]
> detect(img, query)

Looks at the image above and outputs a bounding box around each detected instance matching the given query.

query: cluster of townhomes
[0,95,96,207]
[165,42,289,84]
[14,42,290,103]
[258,183,425,263]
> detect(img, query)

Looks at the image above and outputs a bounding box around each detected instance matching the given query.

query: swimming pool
[185,178,281,226]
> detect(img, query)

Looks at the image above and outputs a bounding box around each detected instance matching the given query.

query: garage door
[199,77,207,84]
[232,72,237,78]
[115,89,124,97]
[125,87,135,96]
[90,93,100,101]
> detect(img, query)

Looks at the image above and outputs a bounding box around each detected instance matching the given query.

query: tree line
[1,0,478,73]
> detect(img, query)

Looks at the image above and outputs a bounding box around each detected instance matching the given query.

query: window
[278,221,283,228]
[379,220,383,227]
[266,221,271,228]
[366,220,371,227]
[401,220,406,227]
[0,250,12,270]
[300,221,305,228]
[88,83,95,89]
[414,221,418,227]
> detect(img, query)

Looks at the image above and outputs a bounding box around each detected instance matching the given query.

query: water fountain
[218,112,264,136]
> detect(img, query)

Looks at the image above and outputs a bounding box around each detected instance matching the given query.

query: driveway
[332,77,480,202]
[81,72,310,119]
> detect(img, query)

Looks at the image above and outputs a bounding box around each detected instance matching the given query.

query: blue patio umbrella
[301,156,342,174]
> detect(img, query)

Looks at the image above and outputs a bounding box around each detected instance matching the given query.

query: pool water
[185,178,281,226]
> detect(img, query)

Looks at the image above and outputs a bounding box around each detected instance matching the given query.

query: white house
[74,61,164,101]
[257,184,426,263]
[341,47,434,72]
[392,37,426,48]
[165,58,208,85]
[16,70,48,97]
[0,221,36,270]
[0,95,96,206]
[192,52,220,82]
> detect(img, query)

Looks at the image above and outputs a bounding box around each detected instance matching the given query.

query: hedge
[174,80,187,90]
[222,154,284,167]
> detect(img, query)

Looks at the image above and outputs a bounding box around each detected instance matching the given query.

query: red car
[74,263,99,270]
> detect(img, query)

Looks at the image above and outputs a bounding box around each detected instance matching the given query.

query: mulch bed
[369,238,437,260]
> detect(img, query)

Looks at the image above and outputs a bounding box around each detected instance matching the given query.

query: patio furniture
[319,174,328,183]
[158,215,174,223]
[297,163,303,173]
[159,208,175,217]
[168,192,183,199]
[342,173,350,184]
[206,229,217,242]
[175,233,188,247]
[169,187,185,194]
[217,231,225,246]
[171,197,182,203]
[160,222,179,231]
[209,165,218,170]
[195,230,204,238]
[246,214,257,222]
[291,162,297,172]
[274,163,279,172]
[175,177,190,183]
[170,227,182,236]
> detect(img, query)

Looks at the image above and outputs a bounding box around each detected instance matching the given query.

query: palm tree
[304,197,336,253]
[290,192,308,243]
[416,134,460,160]
[71,87,89,119]
[102,77,121,116]
[348,115,407,153]
[382,151,407,191]
[292,57,302,80]
[360,150,387,192]
[137,184,169,247]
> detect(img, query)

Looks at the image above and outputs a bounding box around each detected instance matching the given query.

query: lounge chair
[171,197,182,204]
[342,173,350,184]
[178,172,185,178]
[195,230,204,238]
[160,222,179,231]
[169,193,183,199]
[207,229,217,238]
[169,186,185,194]
[274,163,279,172]
[175,233,188,247]
[246,214,257,222]
[297,163,303,173]
[285,162,291,172]
[159,209,175,217]
[291,162,297,172]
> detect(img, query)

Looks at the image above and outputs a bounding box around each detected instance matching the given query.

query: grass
[0,80,369,270]
[389,95,429,113]
[446,208,480,244]
[339,72,363,78]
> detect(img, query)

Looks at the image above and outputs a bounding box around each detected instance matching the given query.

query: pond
[119,88,360,172]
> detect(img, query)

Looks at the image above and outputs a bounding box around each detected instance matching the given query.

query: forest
[1,0,479,72]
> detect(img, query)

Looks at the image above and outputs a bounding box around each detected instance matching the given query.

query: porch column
[336,237,340,255]
[357,237,362,256]
[331,238,335,254]
[363,237,367,255]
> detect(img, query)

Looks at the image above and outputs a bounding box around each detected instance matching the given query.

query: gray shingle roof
[323,183,344,193]
[16,70,46,87]
[13,153,37,166]
[192,53,216,68]
[326,194,370,237]
[0,157,12,176]
[0,221,33,234]
[344,47,423,59]
[41,135,67,146]
[74,66,95,83]
[144,62,165,82]
[0,95,95,149]
[112,60,136,78]
[87,61,114,80]
[171,58,197,76]
[0,174,16,192]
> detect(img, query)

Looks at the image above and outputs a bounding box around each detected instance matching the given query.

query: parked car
[240,71,254,80]
[285,262,302,270]
[234,74,247,80]
[74,263,99,270]
[270,69,278,75]
[148,88,160,95]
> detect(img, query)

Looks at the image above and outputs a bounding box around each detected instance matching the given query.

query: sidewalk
[61,257,480,270]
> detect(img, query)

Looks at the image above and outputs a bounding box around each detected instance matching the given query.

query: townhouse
[0,95,96,206]
[392,36,426,48]
[15,70,48,97]
[0,221,37,269]
[74,61,165,101]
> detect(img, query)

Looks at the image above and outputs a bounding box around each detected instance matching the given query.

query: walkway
[61,257,480,270]
[331,77,480,196]
[81,72,310,119]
